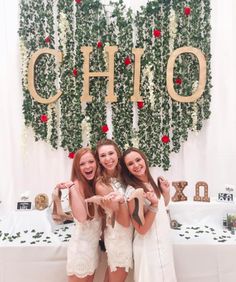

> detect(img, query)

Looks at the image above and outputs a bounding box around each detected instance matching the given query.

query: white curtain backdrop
[1,0,236,213]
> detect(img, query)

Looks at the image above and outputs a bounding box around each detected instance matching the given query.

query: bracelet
[68,183,75,189]
[147,204,158,213]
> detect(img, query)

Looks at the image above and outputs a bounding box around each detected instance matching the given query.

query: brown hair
[95,139,122,185]
[121,147,161,197]
[71,147,97,199]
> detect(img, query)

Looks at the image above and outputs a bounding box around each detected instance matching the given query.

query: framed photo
[17,201,32,210]
[34,193,49,210]
[218,193,233,202]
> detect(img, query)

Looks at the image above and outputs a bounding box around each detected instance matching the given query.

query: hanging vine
[19,0,212,170]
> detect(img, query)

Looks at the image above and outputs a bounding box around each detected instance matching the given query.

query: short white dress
[104,178,133,272]
[126,185,177,282]
[67,217,102,278]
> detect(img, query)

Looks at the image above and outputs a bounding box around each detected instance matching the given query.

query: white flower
[46,104,54,143]
[124,143,129,150]
[59,13,70,56]
[168,8,177,53]
[191,103,198,132]
[192,81,199,92]
[143,65,155,110]
[19,39,28,88]
[131,136,139,148]
[81,118,91,146]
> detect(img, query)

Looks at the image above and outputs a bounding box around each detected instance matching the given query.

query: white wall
[1,0,236,213]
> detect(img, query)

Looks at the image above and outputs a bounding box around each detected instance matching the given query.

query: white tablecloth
[1,201,236,282]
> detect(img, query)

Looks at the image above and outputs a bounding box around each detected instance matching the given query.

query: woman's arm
[128,191,158,235]
[159,177,170,206]
[95,182,118,211]
[66,181,87,223]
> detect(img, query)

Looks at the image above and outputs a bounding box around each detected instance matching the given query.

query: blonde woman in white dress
[121,147,177,282]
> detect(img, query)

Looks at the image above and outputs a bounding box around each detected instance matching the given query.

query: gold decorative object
[193,181,210,202]
[80,46,118,102]
[130,48,144,102]
[35,193,49,210]
[28,48,63,104]
[167,46,206,103]
[171,181,188,202]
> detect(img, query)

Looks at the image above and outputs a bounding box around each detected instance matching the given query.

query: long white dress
[67,217,102,278]
[126,186,177,282]
[104,178,133,272]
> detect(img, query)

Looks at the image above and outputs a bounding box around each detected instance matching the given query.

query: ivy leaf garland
[19,0,211,170]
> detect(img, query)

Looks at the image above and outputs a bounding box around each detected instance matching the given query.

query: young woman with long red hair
[53,147,102,282]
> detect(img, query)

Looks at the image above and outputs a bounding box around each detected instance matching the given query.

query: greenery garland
[19,0,211,170]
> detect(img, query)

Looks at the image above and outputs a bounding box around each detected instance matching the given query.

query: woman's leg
[103,267,109,282]
[108,267,128,282]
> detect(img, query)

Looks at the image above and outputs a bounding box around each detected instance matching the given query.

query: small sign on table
[17,201,32,210]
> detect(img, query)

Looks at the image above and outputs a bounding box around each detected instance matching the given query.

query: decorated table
[1,201,236,282]
[169,200,236,282]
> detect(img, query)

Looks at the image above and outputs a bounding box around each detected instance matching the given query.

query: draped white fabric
[0,0,236,213]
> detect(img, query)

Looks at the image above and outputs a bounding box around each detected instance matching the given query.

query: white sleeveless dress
[126,186,177,282]
[104,178,133,272]
[67,217,102,278]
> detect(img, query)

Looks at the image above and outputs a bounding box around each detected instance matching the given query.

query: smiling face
[79,151,97,181]
[124,151,148,182]
[98,144,119,175]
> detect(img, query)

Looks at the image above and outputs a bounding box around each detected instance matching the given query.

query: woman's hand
[104,191,125,204]
[101,192,124,212]
[145,191,158,206]
[158,177,170,194]
[55,181,74,190]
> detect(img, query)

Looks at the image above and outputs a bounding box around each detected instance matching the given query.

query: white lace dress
[67,217,102,278]
[126,186,177,282]
[104,178,133,272]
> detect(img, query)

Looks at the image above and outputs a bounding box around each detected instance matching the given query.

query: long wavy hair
[95,138,122,185]
[71,147,97,199]
[121,147,161,197]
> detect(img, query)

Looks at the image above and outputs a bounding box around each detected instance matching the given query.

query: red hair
[71,147,97,198]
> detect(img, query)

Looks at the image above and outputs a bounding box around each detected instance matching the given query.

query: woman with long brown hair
[121,147,177,282]
[53,147,102,282]
[95,139,133,282]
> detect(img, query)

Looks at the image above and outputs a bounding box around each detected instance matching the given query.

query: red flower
[101,124,109,133]
[175,78,182,85]
[40,114,48,123]
[73,68,78,77]
[137,101,144,109]
[97,41,103,48]
[45,36,50,43]
[68,152,75,159]
[184,7,191,16]
[75,0,82,3]
[124,56,131,65]
[161,135,170,144]
[153,29,161,38]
